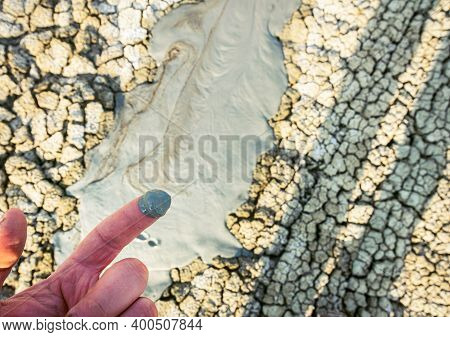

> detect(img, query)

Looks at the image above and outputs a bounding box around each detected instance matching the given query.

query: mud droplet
[136,232,150,242]
[148,237,160,247]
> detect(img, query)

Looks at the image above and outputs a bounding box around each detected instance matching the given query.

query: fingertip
[101,258,149,292]
[0,208,27,269]
[4,208,27,242]
[70,258,151,317]
[3,208,27,224]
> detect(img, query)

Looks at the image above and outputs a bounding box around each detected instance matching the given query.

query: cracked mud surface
[0,0,448,316]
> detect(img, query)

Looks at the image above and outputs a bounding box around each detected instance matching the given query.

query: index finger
[61,189,171,272]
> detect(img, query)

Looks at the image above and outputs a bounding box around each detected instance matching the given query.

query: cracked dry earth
[0,0,448,317]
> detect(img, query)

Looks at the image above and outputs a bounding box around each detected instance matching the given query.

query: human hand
[0,190,171,317]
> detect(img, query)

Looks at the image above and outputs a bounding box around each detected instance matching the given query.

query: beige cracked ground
[0,0,449,317]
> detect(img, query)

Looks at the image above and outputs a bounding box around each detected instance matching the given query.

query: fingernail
[138,189,171,218]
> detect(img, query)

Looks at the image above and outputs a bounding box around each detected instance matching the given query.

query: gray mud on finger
[59,0,301,298]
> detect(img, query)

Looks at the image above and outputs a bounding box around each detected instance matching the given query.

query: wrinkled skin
[0,200,160,317]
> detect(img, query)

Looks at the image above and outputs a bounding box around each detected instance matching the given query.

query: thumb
[0,208,27,287]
